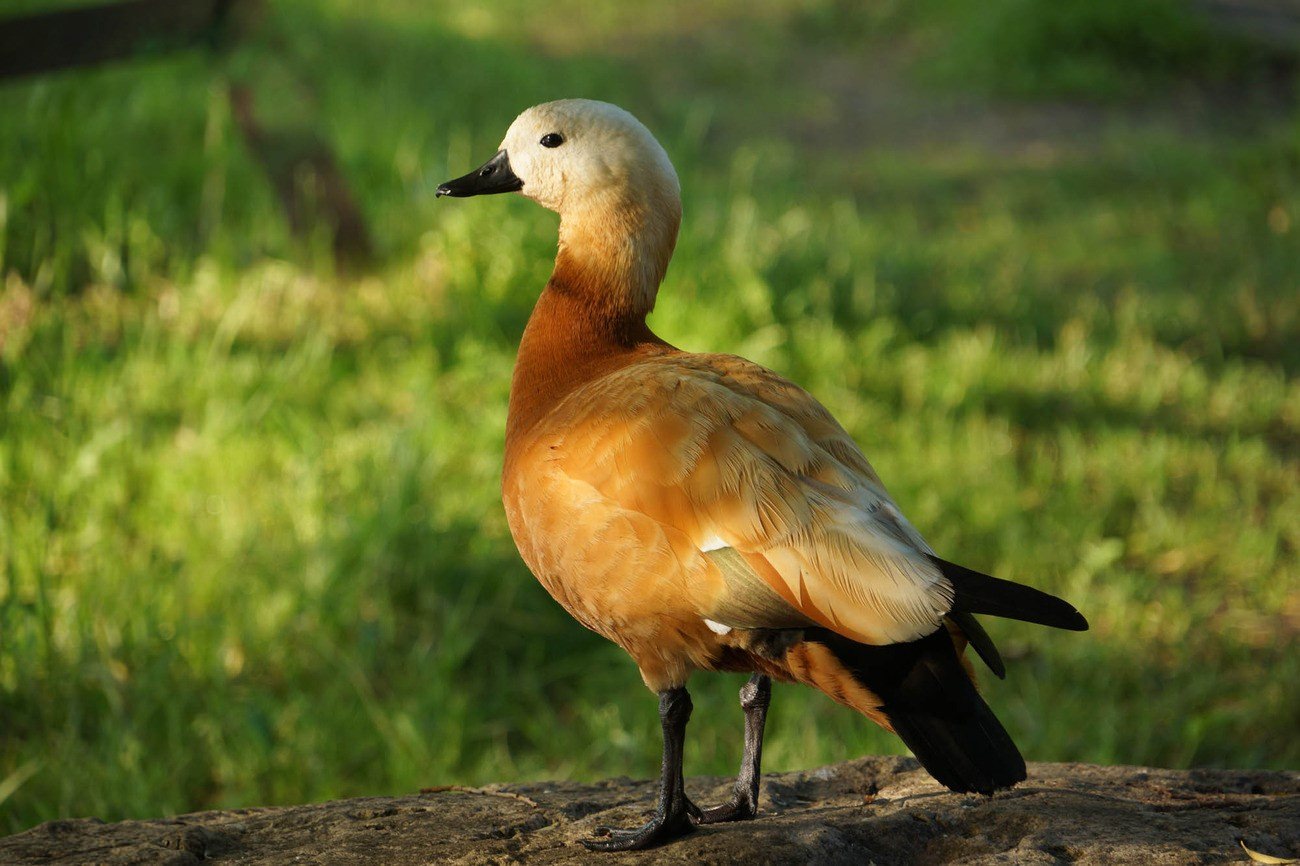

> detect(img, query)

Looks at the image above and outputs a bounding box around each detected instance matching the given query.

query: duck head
[439,99,682,314]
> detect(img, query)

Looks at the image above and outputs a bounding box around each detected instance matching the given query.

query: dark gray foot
[696,793,757,824]
[697,673,770,825]
[583,804,698,851]
[582,688,699,852]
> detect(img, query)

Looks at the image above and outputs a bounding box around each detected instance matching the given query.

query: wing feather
[542,353,955,645]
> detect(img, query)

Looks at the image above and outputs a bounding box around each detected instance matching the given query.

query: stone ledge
[3,758,1297,864]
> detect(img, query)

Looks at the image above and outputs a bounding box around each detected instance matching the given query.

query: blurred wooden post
[227,82,374,267]
[0,0,373,268]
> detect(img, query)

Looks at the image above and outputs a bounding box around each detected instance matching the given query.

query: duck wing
[539,352,1078,652]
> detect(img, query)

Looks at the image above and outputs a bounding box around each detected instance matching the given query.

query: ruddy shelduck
[438,99,1087,851]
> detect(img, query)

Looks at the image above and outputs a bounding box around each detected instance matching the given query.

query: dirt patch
[3,759,1296,864]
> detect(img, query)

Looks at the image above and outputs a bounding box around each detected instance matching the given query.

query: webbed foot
[695,792,758,824]
[582,688,699,851]
[583,803,698,851]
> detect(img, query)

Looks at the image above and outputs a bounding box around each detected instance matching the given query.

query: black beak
[436,149,523,198]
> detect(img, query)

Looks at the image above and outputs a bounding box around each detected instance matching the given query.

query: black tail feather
[807,628,1027,795]
[947,611,1006,679]
[932,556,1089,632]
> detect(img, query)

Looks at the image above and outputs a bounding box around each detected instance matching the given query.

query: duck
[437,99,1087,852]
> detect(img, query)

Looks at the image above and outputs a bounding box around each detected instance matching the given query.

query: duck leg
[583,687,700,851]
[697,673,771,823]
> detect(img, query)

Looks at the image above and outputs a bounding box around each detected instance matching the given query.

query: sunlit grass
[1,0,1297,836]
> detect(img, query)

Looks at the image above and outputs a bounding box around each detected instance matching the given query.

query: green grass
[918,0,1287,99]
[2,0,1298,836]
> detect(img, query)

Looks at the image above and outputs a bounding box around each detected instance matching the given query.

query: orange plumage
[439,98,1087,851]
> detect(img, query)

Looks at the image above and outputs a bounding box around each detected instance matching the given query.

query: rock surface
[3,758,1297,864]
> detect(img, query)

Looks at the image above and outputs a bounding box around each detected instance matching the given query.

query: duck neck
[506,194,681,449]
[554,188,680,318]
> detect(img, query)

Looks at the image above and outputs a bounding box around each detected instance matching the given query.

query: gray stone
[2,758,1296,864]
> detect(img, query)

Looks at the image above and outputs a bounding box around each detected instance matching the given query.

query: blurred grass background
[2,0,1298,835]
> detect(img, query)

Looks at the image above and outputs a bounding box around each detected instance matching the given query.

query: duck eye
[540,132,565,148]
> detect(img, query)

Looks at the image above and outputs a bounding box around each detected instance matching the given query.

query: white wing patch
[699,534,728,553]
[704,619,733,635]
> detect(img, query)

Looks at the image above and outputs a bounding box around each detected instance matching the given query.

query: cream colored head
[499,99,680,217]
[439,100,682,312]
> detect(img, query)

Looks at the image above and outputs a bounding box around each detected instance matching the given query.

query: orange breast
[503,436,722,690]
